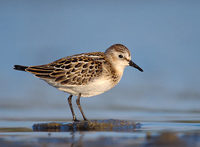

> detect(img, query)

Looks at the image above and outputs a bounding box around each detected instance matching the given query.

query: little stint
[14,44,143,121]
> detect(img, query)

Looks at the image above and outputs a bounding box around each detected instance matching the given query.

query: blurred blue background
[0,0,200,121]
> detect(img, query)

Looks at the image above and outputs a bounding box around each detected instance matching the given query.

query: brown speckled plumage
[14,44,143,121]
[25,52,117,86]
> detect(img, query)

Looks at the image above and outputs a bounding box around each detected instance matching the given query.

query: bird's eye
[118,55,123,58]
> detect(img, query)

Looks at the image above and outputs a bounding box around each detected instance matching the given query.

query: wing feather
[26,52,105,86]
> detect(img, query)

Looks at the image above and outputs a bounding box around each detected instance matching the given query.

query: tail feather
[14,65,28,71]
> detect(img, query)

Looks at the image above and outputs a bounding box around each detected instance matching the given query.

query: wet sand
[0,119,200,147]
[33,119,141,131]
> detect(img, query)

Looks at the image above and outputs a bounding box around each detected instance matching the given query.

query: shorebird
[14,44,143,121]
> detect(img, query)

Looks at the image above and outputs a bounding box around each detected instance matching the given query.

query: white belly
[58,77,119,97]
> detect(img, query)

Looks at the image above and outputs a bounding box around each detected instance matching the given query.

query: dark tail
[13,65,28,71]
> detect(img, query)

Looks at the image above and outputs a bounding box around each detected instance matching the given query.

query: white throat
[112,63,127,77]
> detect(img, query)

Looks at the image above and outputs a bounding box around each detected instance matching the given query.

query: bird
[14,44,143,121]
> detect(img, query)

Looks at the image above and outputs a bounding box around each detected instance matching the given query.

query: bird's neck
[113,64,126,76]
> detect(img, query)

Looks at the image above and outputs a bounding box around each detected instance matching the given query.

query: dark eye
[118,55,123,58]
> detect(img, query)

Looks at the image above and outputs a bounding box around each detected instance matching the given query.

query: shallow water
[0,119,200,147]
[1,105,200,146]
[1,0,200,146]
[1,87,200,146]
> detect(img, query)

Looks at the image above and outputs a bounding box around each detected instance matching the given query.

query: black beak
[129,60,143,72]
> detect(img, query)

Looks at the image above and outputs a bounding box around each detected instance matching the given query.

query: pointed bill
[129,60,143,72]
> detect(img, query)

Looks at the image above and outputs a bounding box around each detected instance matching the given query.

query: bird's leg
[76,93,88,121]
[67,95,78,121]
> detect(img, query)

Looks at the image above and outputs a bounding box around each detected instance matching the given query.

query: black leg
[68,95,78,121]
[76,93,88,121]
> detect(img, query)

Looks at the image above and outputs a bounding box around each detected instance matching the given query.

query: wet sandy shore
[0,119,200,147]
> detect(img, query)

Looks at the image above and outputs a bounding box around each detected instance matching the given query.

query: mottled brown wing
[26,55,104,86]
